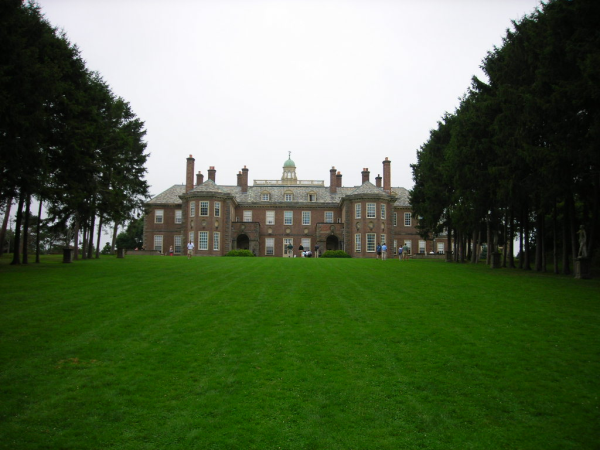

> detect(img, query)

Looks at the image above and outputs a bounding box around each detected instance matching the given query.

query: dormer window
[261,192,271,201]
[284,192,293,202]
[308,193,317,202]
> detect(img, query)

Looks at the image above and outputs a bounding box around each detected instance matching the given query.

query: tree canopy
[410,0,600,273]
[0,0,150,264]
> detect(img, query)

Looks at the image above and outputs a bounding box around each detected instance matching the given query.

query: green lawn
[0,255,599,449]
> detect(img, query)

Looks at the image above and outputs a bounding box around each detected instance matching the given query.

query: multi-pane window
[393,212,397,226]
[174,235,182,254]
[380,204,386,219]
[285,192,293,202]
[261,193,270,201]
[355,233,362,252]
[366,233,376,252]
[284,211,293,225]
[381,234,386,246]
[308,193,316,202]
[265,238,274,256]
[214,201,221,217]
[198,231,208,250]
[266,211,275,225]
[189,232,194,245]
[367,203,376,218]
[404,212,411,226]
[419,240,426,254]
[325,211,334,223]
[302,238,311,251]
[355,203,362,219]
[200,201,209,216]
[404,240,412,254]
[189,202,195,217]
[243,211,252,222]
[302,211,311,225]
[154,235,163,252]
[155,209,164,223]
[175,210,182,224]
[437,242,445,254]
[213,232,220,251]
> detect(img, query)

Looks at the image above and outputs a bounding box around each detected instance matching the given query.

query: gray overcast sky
[36,0,541,196]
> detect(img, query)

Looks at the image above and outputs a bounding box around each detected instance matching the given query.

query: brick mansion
[143,155,450,258]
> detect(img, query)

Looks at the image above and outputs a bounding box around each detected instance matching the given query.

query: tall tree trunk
[523,208,531,270]
[535,209,543,272]
[508,209,516,269]
[568,192,577,262]
[10,195,24,265]
[486,216,491,265]
[73,217,80,261]
[111,222,119,254]
[562,201,571,275]
[95,215,103,258]
[81,223,88,260]
[87,215,96,259]
[471,229,479,264]
[553,202,558,274]
[22,195,31,264]
[35,199,43,263]
[0,197,12,256]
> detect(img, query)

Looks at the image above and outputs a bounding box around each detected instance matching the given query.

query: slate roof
[147,182,411,207]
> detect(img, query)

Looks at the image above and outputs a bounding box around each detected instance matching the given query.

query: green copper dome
[283,154,296,168]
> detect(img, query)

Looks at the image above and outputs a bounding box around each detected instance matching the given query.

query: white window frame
[261,192,270,201]
[302,211,311,226]
[325,211,333,223]
[284,211,293,225]
[355,203,362,219]
[381,234,387,247]
[198,231,208,251]
[243,210,252,222]
[154,235,163,252]
[355,233,362,252]
[283,238,293,257]
[175,210,182,224]
[393,212,397,227]
[265,238,274,256]
[200,201,209,216]
[214,201,221,217]
[419,240,426,254]
[366,233,376,252]
[266,211,275,225]
[366,203,376,218]
[189,202,195,217]
[301,238,311,251]
[437,242,445,254]
[380,204,386,219]
[308,193,316,202]
[189,232,194,245]
[154,209,164,224]
[404,212,411,226]
[284,192,293,202]
[174,235,182,254]
[213,232,220,251]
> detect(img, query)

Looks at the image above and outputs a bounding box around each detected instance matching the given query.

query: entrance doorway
[237,234,250,250]
[326,235,339,251]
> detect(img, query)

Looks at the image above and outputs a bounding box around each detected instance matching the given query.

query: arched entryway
[237,234,250,250]
[326,235,339,251]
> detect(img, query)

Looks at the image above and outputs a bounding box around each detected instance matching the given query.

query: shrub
[321,250,351,258]
[224,249,256,257]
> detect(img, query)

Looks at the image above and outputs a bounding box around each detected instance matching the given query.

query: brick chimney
[208,166,216,183]
[241,166,249,193]
[336,171,342,187]
[383,157,391,193]
[361,168,370,184]
[186,155,195,192]
[196,171,203,186]
[330,166,337,194]
[237,171,242,187]
[375,174,382,188]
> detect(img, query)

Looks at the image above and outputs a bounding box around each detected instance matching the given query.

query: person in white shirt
[187,241,194,259]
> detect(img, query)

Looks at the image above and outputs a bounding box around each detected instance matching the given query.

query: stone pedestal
[574,257,591,279]
[490,252,501,269]
[117,248,125,259]
[62,248,73,263]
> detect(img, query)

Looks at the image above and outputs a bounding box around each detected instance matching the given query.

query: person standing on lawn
[382,243,388,260]
[376,243,382,259]
[398,245,403,260]
[187,241,194,259]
